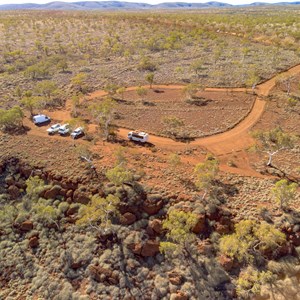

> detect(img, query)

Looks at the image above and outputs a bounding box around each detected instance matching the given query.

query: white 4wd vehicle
[128,131,149,143]
[71,127,84,139]
[58,124,70,136]
[46,123,61,135]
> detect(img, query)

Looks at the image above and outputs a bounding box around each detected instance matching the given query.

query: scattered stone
[8,185,20,199]
[44,186,62,199]
[192,214,206,234]
[28,236,39,248]
[168,271,184,286]
[141,240,160,257]
[120,212,137,225]
[218,254,234,271]
[149,219,162,234]
[20,220,33,232]
[170,291,188,300]
[73,189,90,204]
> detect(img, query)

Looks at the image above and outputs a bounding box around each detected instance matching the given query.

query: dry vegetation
[0,7,300,300]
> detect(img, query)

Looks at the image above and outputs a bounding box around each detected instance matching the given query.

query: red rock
[170,291,188,300]
[8,185,20,199]
[192,214,206,234]
[197,240,213,255]
[89,265,118,284]
[215,223,231,235]
[218,254,234,271]
[66,189,73,198]
[5,175,15,186]
[129,243,142,255]
[142,200,163,215]
[29,236,39,248]
[120,212,136,225]
[149,219,162,234]
[44,186,61,199]
[141,240,160,257]
[168,271,184,285]
[66,206,79,216]
[73,190,90,204]
[20,220,33,232]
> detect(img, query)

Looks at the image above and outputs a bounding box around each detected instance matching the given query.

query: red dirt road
[30,64,300,177]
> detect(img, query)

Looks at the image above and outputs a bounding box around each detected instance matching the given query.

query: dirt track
[33,64,300,177]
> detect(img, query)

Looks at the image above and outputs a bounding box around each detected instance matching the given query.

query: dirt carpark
[80,87,255,138]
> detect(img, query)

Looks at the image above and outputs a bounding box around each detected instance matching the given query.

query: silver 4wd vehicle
[33,114,51,126]
[46,123,61,135]
[58,124,70,136]
[71,127,84,139]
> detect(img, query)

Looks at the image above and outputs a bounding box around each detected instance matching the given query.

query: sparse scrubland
[0,7,300,300]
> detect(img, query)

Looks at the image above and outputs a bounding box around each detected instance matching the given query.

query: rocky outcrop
[29,236,39,248]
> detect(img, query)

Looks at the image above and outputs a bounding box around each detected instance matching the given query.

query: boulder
[66,189,73,198]
[5,175,15,186]
[197,240,214,255]
[168,271,184,286]
[66,206,79,217]
[44,186,61,199]
[142,200,164,215]
[192,214,206,234]
[8,185,20,199]
[129,243,143,256]
[29,236,39,248]
[170,291,188,300]
[120,212,136,225]
[149,219,162,234]
[73,190,90,204]
[215,223,231,235]
[20,220,33,232]
[218,254,234,271]
[141,240,160,257]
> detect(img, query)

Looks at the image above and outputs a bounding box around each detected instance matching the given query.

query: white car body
[58,124,70,135]
[128,131,149,143]
[33,114,51,125]
[46,123,61,135]
[71,127,84,139]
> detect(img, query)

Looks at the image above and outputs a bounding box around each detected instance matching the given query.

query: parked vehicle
[128,131,149,143]
[32,114,51,126]
[71,127,84,139]
[46,123,61,135]
[58,124,70,136]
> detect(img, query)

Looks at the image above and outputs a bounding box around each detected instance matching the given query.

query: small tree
[145,72,154,89]
[34,80,59,106]
[236,266,276,299]
[104,83,119,98]
[160,209,198,257]
[88,97,116,141]
[33,200,60,229]
[71,73,87,93]
[21,95,43,117]
[272,179,298,210]
[162,115,184,138]
[0,106,24,132]
[276,74,296,95]
[194,155,219,199]
[219,220,286,263]
[191,59,203,77]
[136,86,147,103]
[76,194,120,231]
[252,127,297,166]
[116,87,126,101]
[182,83,200,100]
[106,165,133,188]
